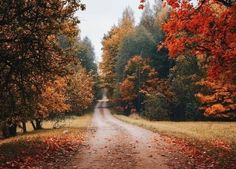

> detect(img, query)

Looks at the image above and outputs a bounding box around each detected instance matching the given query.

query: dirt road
[70,101,171,169]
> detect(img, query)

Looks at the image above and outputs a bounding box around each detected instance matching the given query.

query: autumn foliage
[99,8,134,98]
[37,77,70,119]
[99,0,236,120]
[0,132,85,168]
[196,81,236,119]
[67,63,95,114]
[161,0,236,119]
[119,56,158,113]
[162,1,236,82]
[0,0,96,137]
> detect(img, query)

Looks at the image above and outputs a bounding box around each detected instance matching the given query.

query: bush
[144,94,171,120]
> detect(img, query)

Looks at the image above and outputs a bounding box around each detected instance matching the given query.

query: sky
[75,0,156,63]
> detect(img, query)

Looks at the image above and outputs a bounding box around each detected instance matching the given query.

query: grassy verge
[115,114,236,143]
[0,113,93,168]
[115,114,236,169]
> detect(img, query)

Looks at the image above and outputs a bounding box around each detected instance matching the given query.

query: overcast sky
[75,0,156,62]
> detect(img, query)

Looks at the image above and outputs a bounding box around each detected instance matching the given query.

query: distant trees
[75,37,97,74]
[100,4,173,117]
[116,26,156,82]
[99,7,135,97]
[101,0,235,120]
[119,56,158,114]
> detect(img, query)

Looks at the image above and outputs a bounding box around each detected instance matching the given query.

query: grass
[115,114,236,168]
[14,113,93,133]
[0,113,93,168]
[115,114,236,144]
[1,113,93,145]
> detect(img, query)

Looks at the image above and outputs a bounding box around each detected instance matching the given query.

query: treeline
[99,1,236,121]
[0,1,98,138]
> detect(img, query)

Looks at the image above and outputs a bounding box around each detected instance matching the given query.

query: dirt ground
[68,101,172,169]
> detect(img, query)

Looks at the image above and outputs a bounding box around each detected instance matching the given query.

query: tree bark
[35,119,42,130]
[8,124,17,137]
[1,121,9,138]
[31,121,36,130]
[22,122,27,133]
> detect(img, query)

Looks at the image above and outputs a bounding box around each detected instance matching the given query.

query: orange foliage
[99,14,134,97]
[67,65,94,112]
[37,77,70,118]
[162,1,236,83]
[196,81,236,119]
[161,0,236,119]
[0,133,85,168]
[120,79,136,102]
[119,56,159,108]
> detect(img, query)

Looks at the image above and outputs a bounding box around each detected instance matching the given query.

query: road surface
[70,101,171,169]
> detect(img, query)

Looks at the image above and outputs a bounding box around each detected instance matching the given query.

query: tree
[58,34,100,101]
[99,7,135,98]
[138,0,235,9]
[119,79,136,115]
[161,0,236,119]
[153,1,170,40]
[196,81,236,120]
[140,0,170,40]
[66,61,95,115]
[115,26,156,82]
[119,56,158,114]
[162,1,235,82]
[144,92,172,120]
[33,77,70,130]
[170,56,204,120]
[0,0,85,136]
[139,2,172,79]
[75,37,97,74]
[139,1,156,36]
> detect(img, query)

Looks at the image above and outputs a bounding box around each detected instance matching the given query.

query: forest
[0,0,235,168]
[99,0,236,121]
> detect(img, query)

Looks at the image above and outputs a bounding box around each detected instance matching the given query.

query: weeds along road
[69,101,171,169]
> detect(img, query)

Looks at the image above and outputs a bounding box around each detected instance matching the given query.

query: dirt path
[69,101,171,169]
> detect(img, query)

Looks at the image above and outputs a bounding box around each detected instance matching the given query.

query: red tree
[161,0,236,118]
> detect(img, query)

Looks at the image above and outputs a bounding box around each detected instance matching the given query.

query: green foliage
[140,1,170,41]
[139,2,155,36]
[99,8,135,98]
[119,56,158,113]
[152,48,173,79]
[75,37,97,74]
[144,94,171,120]
[116,26,156,82]
[170,56,204,120]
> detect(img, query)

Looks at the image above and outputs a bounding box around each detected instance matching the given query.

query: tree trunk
[22,122,27,133]
[31,121,36,130]
[35,119,42,130]
[1,121,9,138]
[1,121,17,138]
[8,124,17,137]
